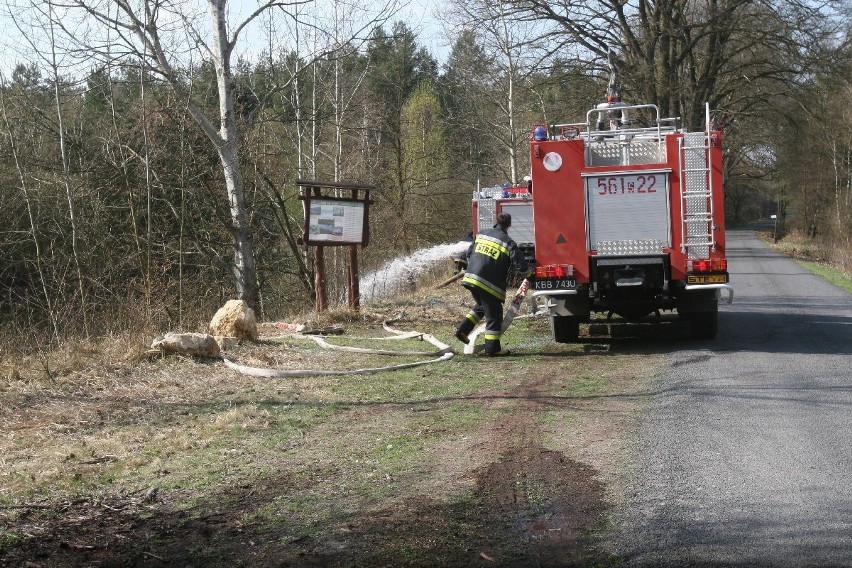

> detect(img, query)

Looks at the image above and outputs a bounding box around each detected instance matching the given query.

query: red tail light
[688,258,727,273]
[536,264,574,278]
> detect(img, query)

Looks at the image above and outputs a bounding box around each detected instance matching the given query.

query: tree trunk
[209,0,259,311]
[500,8,518,184]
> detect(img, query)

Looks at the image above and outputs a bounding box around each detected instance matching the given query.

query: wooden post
[312,186,328,312]
[348,187,360,310]
[315,245,328,312]
[348,245,359,310]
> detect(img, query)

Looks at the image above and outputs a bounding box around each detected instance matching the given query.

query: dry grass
[0,264,669,567]
[0,266,633,504]
[0,274,474,503]
[766,228,852,273]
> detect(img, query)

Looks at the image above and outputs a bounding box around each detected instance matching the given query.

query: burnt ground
[0,364,613,568]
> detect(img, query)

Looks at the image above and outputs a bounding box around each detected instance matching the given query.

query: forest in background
[0,0,850,345]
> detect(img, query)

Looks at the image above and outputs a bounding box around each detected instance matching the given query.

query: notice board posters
[304,197,367,245]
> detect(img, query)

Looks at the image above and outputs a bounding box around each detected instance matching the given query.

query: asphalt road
[614,229,852,567]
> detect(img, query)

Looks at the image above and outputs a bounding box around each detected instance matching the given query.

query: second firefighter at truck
[455,212,530,356]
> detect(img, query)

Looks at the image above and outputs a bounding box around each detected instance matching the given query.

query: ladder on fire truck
[679,104,716,259]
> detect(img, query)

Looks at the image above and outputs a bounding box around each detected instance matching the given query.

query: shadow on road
[716,308,852,356]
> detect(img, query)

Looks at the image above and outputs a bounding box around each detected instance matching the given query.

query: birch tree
[241,1,396,307]
[446,0,547,184]
[51,0,282,308]
[5,0,91,332]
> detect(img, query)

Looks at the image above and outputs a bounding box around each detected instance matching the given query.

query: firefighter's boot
[455,313,479,344]
[484,335,505,356]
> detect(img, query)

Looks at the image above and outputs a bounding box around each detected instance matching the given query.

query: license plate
[687,274,728,284]
[532,278,577,291]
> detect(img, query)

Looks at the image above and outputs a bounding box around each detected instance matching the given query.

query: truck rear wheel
[551,315,579,343]
[690,306,718,340]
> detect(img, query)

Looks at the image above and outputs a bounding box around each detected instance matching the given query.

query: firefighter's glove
[523,270,535,281]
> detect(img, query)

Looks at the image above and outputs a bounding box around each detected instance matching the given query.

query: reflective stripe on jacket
[461,227,528,301]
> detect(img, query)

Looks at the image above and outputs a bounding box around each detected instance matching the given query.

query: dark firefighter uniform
[455,215,529,355]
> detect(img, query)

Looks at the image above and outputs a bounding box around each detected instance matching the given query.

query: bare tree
[446,0,550,183]
[49,0,281,308]
[0,71,59,340]
[6,0,91,333]
[509,0,849,130]
[53,0,402,312]
[775,58,852,240]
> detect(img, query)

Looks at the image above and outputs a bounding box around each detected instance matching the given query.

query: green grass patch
[794,259,852,294]
[0,531,21,552]
[761,230,852,293]
[240,399,492,539]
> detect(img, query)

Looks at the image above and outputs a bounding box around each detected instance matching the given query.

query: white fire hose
[221,320,454,378]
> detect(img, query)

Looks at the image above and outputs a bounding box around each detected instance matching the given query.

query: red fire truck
[471,183,535,262]
[519,93,733,342]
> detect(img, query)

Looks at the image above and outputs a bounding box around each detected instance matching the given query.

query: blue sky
[399,0,452,63]
[0,0,453,77]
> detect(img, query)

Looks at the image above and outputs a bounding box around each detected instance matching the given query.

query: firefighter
[455,212,530,356]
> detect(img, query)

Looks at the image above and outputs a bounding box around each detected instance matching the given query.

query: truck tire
[551,315,579,343]
[690,305,718,340]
